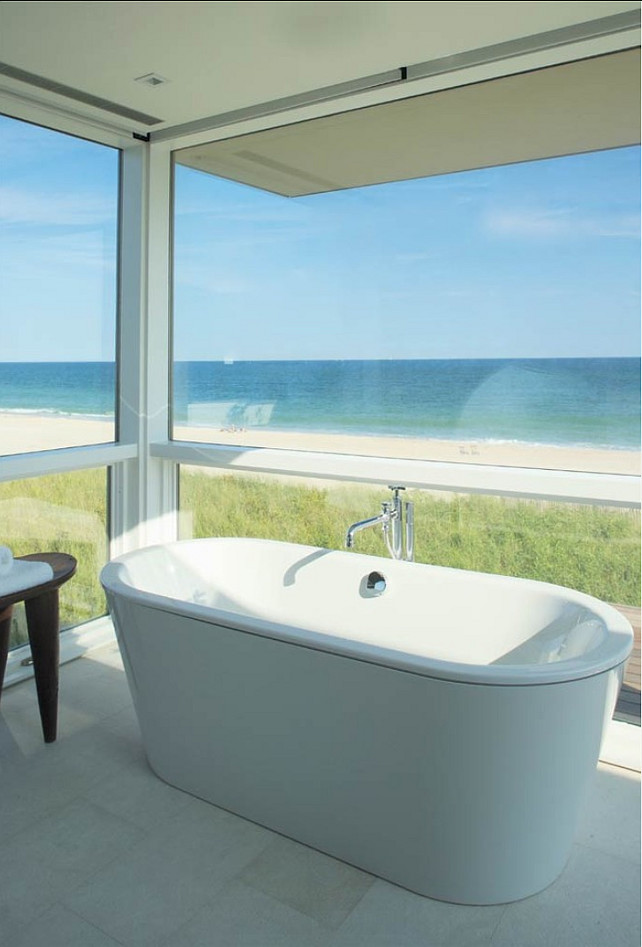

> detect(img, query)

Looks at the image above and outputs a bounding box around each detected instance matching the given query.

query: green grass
[2,466,638,653]
[0,468,108,646]
[181,471,641,606]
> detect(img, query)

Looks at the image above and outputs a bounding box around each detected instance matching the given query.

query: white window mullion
[111,139,176,557]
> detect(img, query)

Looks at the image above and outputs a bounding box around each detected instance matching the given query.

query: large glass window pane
[179,467,640,608]
[172,148,640,475]
[0,468,108,650]
[0,115,119,455]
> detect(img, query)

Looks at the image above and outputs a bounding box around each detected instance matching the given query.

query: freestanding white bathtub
[101,537,633,905]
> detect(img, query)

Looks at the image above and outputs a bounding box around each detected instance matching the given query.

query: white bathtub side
[108,591,620,905]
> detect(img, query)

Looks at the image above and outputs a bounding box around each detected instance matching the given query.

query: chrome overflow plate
[364,570,387,595]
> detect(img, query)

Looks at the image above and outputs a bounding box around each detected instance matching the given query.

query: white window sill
[2,614,116,689]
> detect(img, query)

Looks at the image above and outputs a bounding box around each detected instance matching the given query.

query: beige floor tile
[576,762,640,863]
[63,798,272,946]
[0,798,146,929]
[239,835,375,929]
[82,759,192,832]
[329,879,505,947]
[166,878,332,947]
[8,903,122,947]
[490,845,641,947]
[1,648,640,947]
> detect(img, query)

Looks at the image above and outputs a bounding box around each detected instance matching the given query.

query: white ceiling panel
[175,49,641,195]
[0,1,639,134]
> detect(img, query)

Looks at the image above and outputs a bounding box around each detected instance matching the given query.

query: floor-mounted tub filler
[100,538,633,905]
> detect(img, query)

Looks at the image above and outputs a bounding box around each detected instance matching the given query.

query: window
[179,467,640,608]
[172,147,640,479]
[0,114,119,455]
[0,468,108,650]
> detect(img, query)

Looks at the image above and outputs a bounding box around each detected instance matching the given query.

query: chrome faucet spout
[345,511,392,549]
[345,486,414,560]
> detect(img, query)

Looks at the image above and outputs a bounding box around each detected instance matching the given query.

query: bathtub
[101,537,632,905]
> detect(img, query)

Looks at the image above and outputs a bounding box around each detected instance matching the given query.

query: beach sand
[1,413,639,475]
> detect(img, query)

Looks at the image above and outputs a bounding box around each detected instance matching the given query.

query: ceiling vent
[0,60,163,125]
[135,73,169,88]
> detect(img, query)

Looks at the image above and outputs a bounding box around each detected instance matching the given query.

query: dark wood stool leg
[0,605,13,701]
[24,590,60,743]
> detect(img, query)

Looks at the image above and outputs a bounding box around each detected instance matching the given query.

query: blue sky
[0,115,119,361]
[1,112,640,361]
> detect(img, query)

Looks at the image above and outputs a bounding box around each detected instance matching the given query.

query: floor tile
[0,697,97,758]
[1,654,130,760]
[8,903,123,947]
[58,670,132,720]
[239,835,375,929]
[0,676,38,712]
[64,797,272,946]
[490,845,641,947]
[599,719,640,772]
[329,879,505,947]
[0,798,146,929]
[99,701,142,743]
[0,707,40,763]
[0,908,24,947]
[576,763,640,863]
[82,758,192,832]
[1,647,640,947]
[0,751,81,846]
[82,642,125,671]
[0,724,139,848]
[166,878,332,947]
[59,712,147,773]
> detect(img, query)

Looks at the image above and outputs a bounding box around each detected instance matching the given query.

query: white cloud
[485,207,573,236]
[175,193,305,225]
[589,215,640,238]
[484,206,640,239]
[174,258,250,295]
[394,251,436,264]
[0,186,116,227]
[1,231,116,276]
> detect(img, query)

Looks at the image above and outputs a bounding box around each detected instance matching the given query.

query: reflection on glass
[0,469,108,649]
[172,148,640,475]
[186,399,274,430]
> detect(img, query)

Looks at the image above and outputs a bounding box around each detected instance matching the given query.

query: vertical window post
[111,139,177,555]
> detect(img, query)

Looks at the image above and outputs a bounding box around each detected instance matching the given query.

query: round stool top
[0,553,77,608]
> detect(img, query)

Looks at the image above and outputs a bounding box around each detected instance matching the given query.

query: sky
[0,115,119,361]
[1,112,640,362]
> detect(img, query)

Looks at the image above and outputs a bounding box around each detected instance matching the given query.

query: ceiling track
[0,60,161,125]
[151,8,641,143]
[0,8,638,144]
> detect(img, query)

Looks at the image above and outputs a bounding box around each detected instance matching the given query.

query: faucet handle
[388,484,406,493]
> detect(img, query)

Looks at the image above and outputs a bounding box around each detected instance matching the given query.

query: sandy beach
[1,412,639,475]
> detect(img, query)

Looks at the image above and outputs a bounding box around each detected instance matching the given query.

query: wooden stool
[0,553,77,743]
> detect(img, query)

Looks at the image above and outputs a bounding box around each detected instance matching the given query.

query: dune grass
[181,470,641,606]
[0,468,108,647]
[1,465,638,652]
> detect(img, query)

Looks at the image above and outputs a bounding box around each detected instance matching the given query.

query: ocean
[0,358,639,450]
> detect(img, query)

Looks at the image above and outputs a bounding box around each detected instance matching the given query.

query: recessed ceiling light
[135,73,169,87]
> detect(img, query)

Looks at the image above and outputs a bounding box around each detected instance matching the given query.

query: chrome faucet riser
[345,485,414,561]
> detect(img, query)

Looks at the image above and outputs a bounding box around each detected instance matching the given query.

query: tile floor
[0,642,639,947]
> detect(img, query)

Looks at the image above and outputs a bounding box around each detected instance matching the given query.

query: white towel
[0,550,54,598]
[0,545,13,576]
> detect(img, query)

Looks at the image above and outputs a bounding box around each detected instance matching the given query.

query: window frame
[0,53,639,683]
[0,105,142,682]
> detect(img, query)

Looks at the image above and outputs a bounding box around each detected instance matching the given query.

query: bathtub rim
[100,537,634,688]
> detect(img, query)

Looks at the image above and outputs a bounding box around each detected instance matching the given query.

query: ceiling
[176,49,640,195]
[0,1,639,139]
